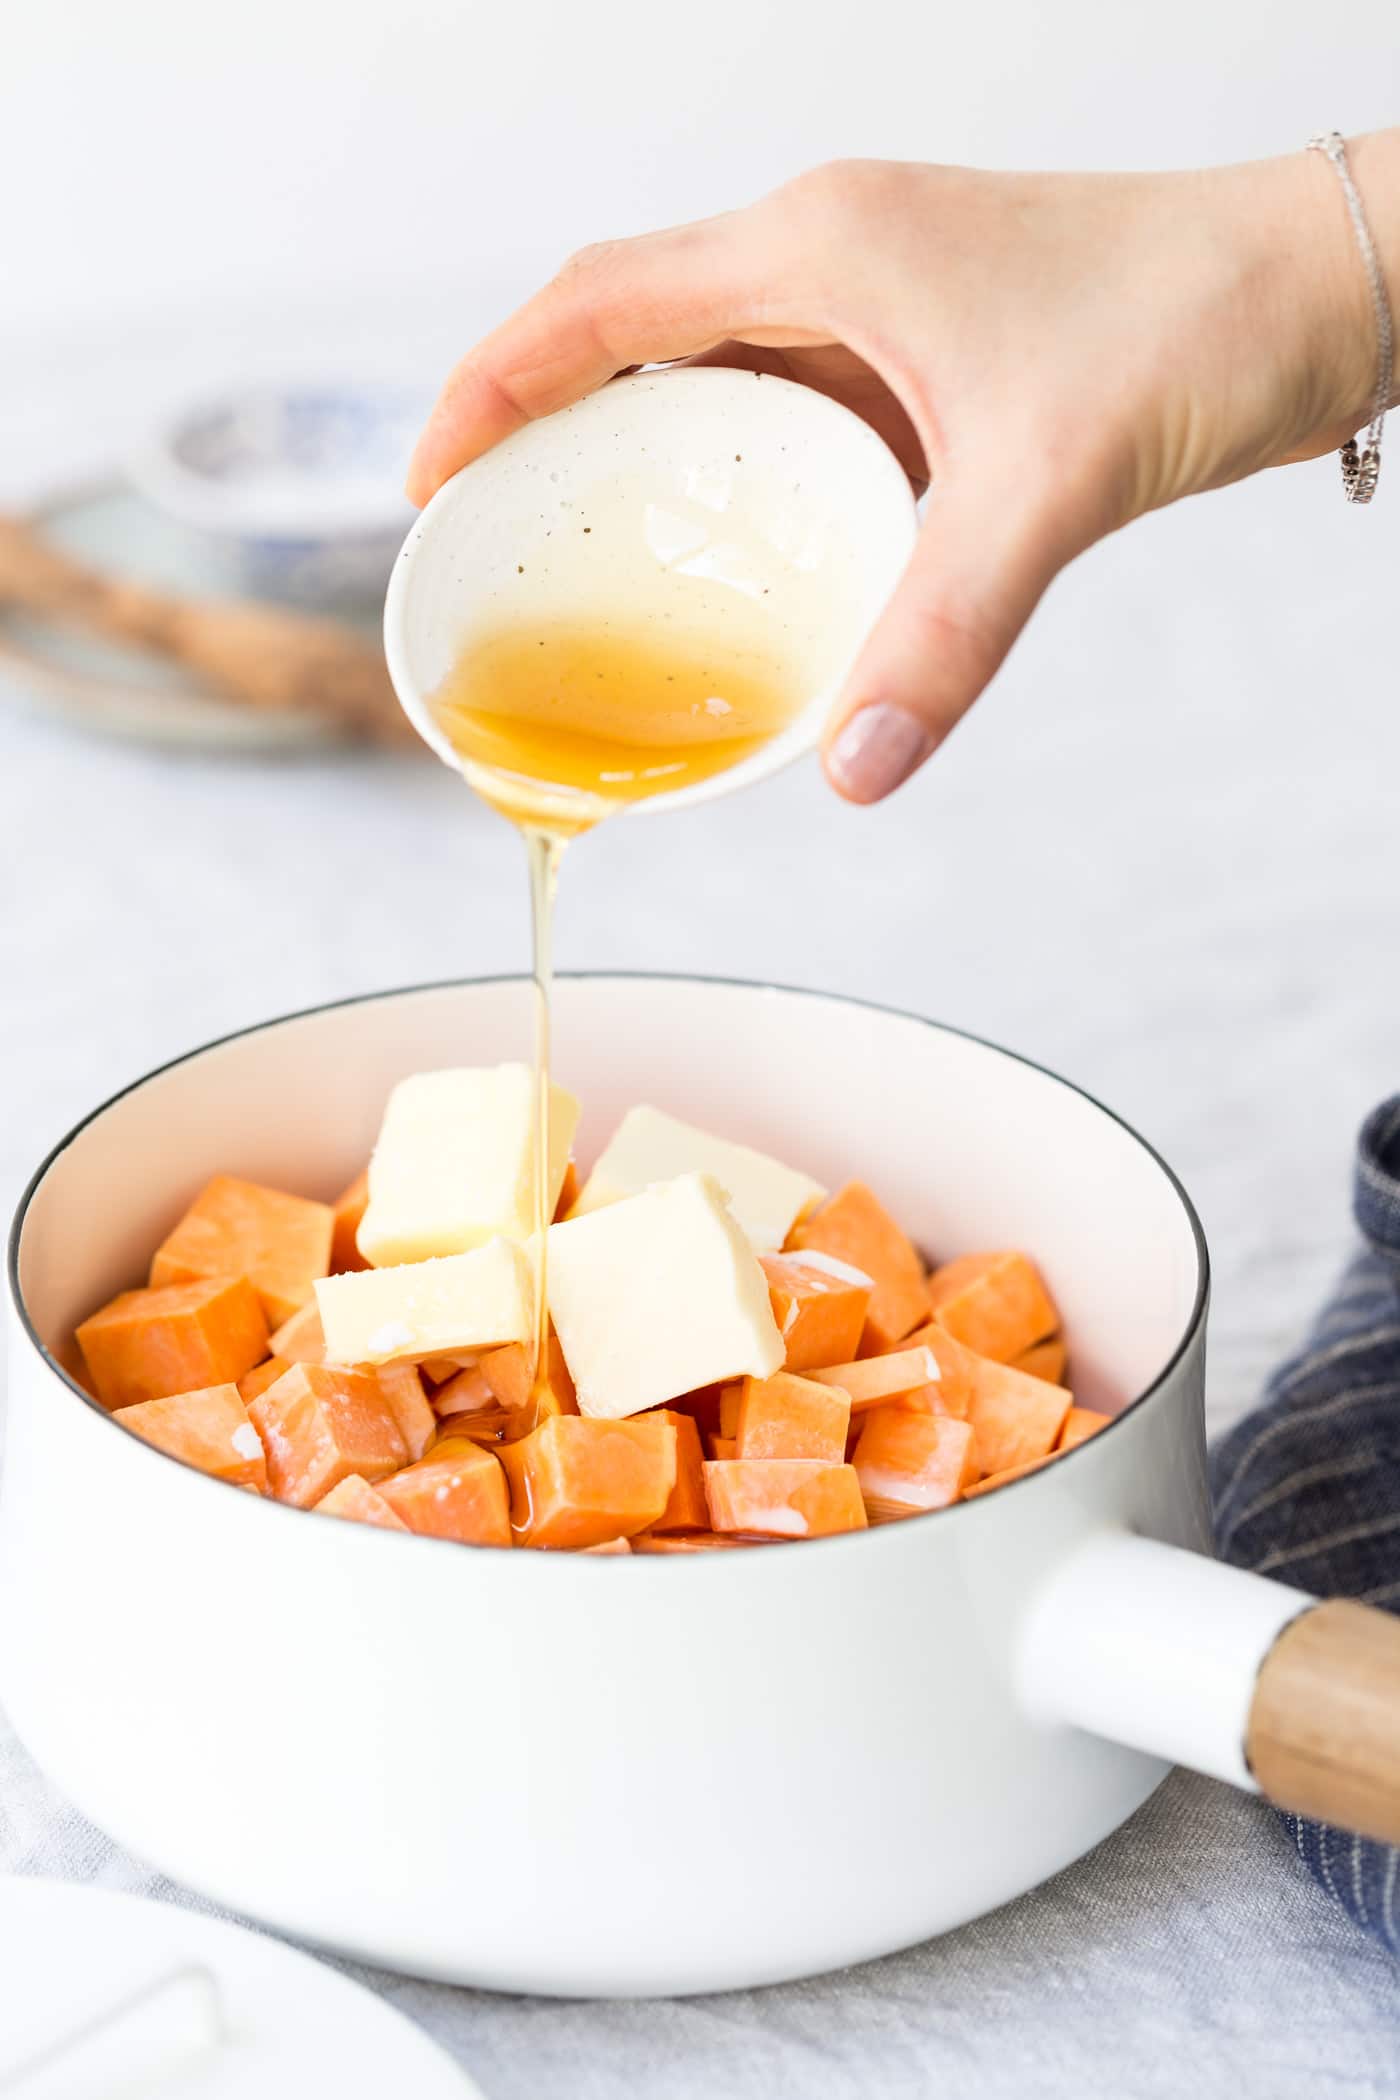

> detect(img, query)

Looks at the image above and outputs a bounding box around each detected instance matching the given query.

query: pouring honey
[385,368,918,1427]
[431,611,809,1423]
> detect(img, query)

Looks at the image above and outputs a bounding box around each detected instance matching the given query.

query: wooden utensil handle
[1247,1599,1400,1843]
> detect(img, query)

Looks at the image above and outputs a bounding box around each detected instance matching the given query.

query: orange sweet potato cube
[1012,1335,1069,1386]
[149,1175,334,1327]
[268,1300,324,1365]
[478,1334,578,1420]
[632,1531,765,1553]
[313,1473,410,1530]
[379,1443,512,1546]
[431,1362,496,1417]
[54,1334,98,1400]
[787,1182,926,1353]
[555,1160,582,1220]
[718,1383,743,1440]
[237,1355,292,1406]
[581,1535,633,1555]
[77,1276,269,1410]
[852,1407,977,1517]
[704,1459,867,1539]
[248,1363,407,1507]
[883,1324,976,1417]
[649,1409,709,1532]
[925,1251,1058,1364]
[1057,1405,1111,1452]
[759,1251,871,1372]
[734,1371,850,1463]
[330,1169,371,1274]
[964,1355,1072,1477]
[807,1345,938,1413]
[708,1434,737,1461]
[114,1383,267,1492]
[663,1384,725,1436]
[963,1454,1058,1498]
[375,1363,436,1461]
[421,1353,478,1386]
[499,1415,677,1549]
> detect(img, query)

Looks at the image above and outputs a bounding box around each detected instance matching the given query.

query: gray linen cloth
[4,1711,1399,2097]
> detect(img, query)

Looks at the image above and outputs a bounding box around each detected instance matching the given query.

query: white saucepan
[6,977,1400,1998]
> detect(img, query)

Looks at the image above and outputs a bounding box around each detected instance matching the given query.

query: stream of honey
[432,616,805,1423]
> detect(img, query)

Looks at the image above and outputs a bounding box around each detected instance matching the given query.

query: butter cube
[358,1065,580,1268]
[548,1173,784,1419]
[569,1105,823,1252]
[315,1240,533,1368]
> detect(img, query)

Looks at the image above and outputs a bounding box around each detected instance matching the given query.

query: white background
[3,0,1399,1437]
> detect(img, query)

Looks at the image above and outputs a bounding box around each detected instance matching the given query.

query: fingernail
[826,704,935,803]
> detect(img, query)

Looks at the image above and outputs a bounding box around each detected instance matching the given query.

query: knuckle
[553,237,631,293]
[772,157,900,230]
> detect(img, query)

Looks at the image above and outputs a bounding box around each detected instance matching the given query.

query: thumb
[822,480,1071,804]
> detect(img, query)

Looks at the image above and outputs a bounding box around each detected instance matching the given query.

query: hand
[408,142,1396,802]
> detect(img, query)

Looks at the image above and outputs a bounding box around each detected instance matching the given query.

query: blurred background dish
[0,480,346,750]
[130,382,428,611]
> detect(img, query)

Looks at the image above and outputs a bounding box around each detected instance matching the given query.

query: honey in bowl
[430,614,808,834]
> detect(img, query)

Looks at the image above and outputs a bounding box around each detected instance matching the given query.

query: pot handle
[1019,1531,1400,1844]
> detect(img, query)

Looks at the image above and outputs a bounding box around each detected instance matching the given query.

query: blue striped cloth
[1211,1094,1400,1951]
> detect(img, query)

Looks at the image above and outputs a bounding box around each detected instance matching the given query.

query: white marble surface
[4,420,1400,2092]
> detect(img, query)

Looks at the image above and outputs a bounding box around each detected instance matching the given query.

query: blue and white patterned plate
[131,383,430,613]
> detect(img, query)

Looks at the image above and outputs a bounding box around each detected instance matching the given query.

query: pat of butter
[569,1105,824,1252]
[315,1239,533,1367]
[548,1172,784,1418]
[358,1064,580,1267]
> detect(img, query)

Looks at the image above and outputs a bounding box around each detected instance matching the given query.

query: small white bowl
[383,366,918,812]
[133,384,428,612]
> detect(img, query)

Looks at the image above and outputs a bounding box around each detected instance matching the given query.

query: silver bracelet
[1307,131,1393,503]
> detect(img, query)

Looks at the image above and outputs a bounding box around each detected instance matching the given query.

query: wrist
[1255,131,1399,466]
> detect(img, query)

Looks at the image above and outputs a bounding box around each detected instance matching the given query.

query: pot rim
[6,971,1210,1563]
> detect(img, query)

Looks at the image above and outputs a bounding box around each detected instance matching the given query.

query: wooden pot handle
[1246,1599,1400,1844]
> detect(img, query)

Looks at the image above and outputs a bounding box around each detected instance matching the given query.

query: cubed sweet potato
[379,1443,512,1546]
[248,1362,407,1507]
[703,1459,867,1538]
[114,1383,267,1491]
[150,1175,334,1326]
[77,1276,269,1411]
[852,1408,977,1516]
[631,1531,766,1552]
[964,1355,1072,1477]
[759,1251,871,1372]
[237,1356,293,1406]
[648,1409,709,1532]
[926,1251,1058,1364]
[313,1472,409,1530]
[330,1169,371,1274]
[963,1454,1058,1497]
[1057,1405,1111,1452]
[268,1301,324,1366]
[1011,1335,1069,1385]
[734,1371,850,1464]
[499,1415,677,1549]
[375,1362,436,1461]
[807,1345,937,1412]
[478,1334,578,1420]
[787,1182,926,1352]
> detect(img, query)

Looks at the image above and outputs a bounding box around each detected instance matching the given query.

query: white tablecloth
[4,434,1400,2093]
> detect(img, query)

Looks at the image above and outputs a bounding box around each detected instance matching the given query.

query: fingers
[822,476,1076,804]
[406,214,773,505]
